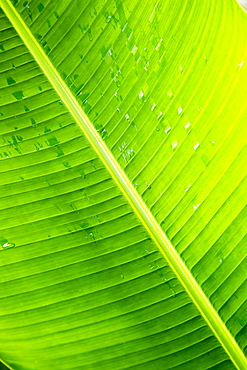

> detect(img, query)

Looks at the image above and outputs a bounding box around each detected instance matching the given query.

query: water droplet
[155,38,163,51]
[131,45,138,54]
[177,106,183,115]
[172,141,178,150]
[193,203,201,211]
[106,15,112,22]
[179,66,184,73]
[165,126,172,134]
[238,61,244,70]
[101,129,108,140]
[157,112,163,121]
[118,142,135,162]
[193,142,200,150]
[151,103,157,111]
[116,107,121,112]
[125,113,130,120]
[63,162,71,168]
[184,122,191,129]
[168,91,173,99]
[2,242,15,250]
[122,23,127,32]
[138,90,144,99]
[184,184,191,191]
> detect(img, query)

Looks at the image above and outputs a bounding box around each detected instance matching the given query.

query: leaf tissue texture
[0,0,246,369]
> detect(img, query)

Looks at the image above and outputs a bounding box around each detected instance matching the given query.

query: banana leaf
[0,0,246,369]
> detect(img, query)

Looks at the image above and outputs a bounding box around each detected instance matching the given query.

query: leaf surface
[0,0,246,369]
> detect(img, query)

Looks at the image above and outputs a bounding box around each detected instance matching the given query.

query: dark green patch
[38,3,44,12]
[11,135,18,145]
[12,91,24,100]
[14,147,22,154]
[84,104,92,114]
[31,118,37,127]
[55,146,64,157]
[34,142,43,150]
[87,28,93,41]
[6,77,16,85]
[0,44,5,51]
[27,8,33,21]
[95,123,103,132]
[24,105,29,112]
[61,72,67,80]
[44,45,51,55]
[35,34,43,41]
[17,135,23,141]
[23,1,28,7]
[78,23,89,33]
[101,46,108,58]
[54,11,59,19]
[48,137,59,146]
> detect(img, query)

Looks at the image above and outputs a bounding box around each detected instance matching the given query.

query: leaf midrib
[0,1,246,369]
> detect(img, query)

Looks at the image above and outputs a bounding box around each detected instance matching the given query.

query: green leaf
[0,0,246,369]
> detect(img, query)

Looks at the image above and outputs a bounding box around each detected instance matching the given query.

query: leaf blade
[0,0,246,369]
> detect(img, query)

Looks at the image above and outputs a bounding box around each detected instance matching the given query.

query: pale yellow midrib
[1,1,246,369]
